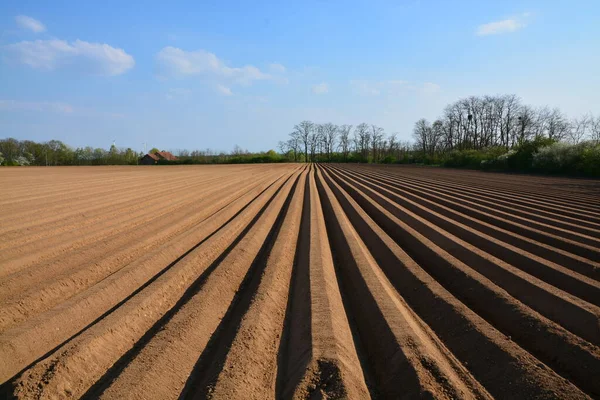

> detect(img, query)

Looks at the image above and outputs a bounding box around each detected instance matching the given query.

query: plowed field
[1,164,599,399]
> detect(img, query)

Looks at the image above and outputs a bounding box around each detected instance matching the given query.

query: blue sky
[1,0,599,152]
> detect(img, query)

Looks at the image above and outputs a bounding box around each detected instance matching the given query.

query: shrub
[532,141,600,176]
[443,146,507,169]
[505,137,556,171]
[533,142,583,173]
[579,144,600,176]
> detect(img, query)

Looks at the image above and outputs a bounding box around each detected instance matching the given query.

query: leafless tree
[546,108,571,141]
[320,123,338,161]
[591,115,600,144]
[338,124,352,162]
[569,115,591,144]
[293,121,314,162]
[515,105,537,145]
[413,119,438,157]
[501,94,521,149]
[370,125,384,162]
[287,131,301,162]
[308,126,319,162]
[354,123,371,160]
[387,133,398,159]
[278,140,289,157]
[232,144,247,155]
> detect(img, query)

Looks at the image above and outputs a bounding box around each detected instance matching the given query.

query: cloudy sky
[1,0,599,152]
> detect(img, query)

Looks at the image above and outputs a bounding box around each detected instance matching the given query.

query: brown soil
[1,164,599,399]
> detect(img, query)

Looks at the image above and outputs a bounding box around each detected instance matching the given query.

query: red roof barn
[140,151,178,165]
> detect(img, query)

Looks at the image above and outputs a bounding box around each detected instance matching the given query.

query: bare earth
[0,164,599,399]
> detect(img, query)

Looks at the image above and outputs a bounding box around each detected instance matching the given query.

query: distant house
[140,151,178,165]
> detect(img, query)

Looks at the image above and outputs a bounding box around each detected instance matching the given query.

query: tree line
[2,93,599,175]
[0,139,141,166]
[412,94,599,158]
[0,139,286,166]
[279,121,412,163]
[279,94,599,164]
[276,94,599,176]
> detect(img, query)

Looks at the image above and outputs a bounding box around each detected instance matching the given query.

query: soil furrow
[348,166,600,235]
[204,168,308,399]
[330,166,600,304]
[0,172,278,332]
[323,166,600,397]
[316,166,492,399]
[318,167,590,398]
[84,168,300,400]
[0,168,295,386]
[2,164,598,399]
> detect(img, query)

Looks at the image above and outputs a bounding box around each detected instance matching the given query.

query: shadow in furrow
[0,176,284,398]
[275,166,313,399]
[78,173,294,399]
[177,172,302,400]
[322,166,600,398]
[315,166,422,399]
[329,166,600,342]
[342,166,600,274]
[340,166,600,263]
[352,166,600,235]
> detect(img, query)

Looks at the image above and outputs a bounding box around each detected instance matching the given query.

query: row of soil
[1,164,598,399]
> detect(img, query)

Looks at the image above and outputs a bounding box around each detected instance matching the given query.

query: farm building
[140,151,178,165]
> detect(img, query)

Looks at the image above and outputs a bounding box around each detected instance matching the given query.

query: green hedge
[437,138,599,177]
[533,141,600,176]
[443,146,507,169]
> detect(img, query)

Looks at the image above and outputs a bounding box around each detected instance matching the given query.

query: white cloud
[311,83,329,95]
[0,100,73,114]
[156,46,283,86]
[3,39,135,76]
[216,85,232,96]
[15,15,46,33]
[269,63,286,73]
[476,14,529,36]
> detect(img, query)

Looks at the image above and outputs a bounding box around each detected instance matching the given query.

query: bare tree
[338,124,352,162]
[501,94,521,149]
[320,123,338,161]
[278,140,289,158]
[286,131,301,162]
[591,115,600,144]
[308,126,319,162]
[413,119,438,157]
[370,125,384,163]
[232,144,247,155]
[293,121,314,162]
[546,108,571,141]
[514,105,536,145]
[569,115,591,144]
[354,123,371,161]
[387,133,398,159]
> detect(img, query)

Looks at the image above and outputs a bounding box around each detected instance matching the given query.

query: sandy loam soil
[0,164,599,399]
